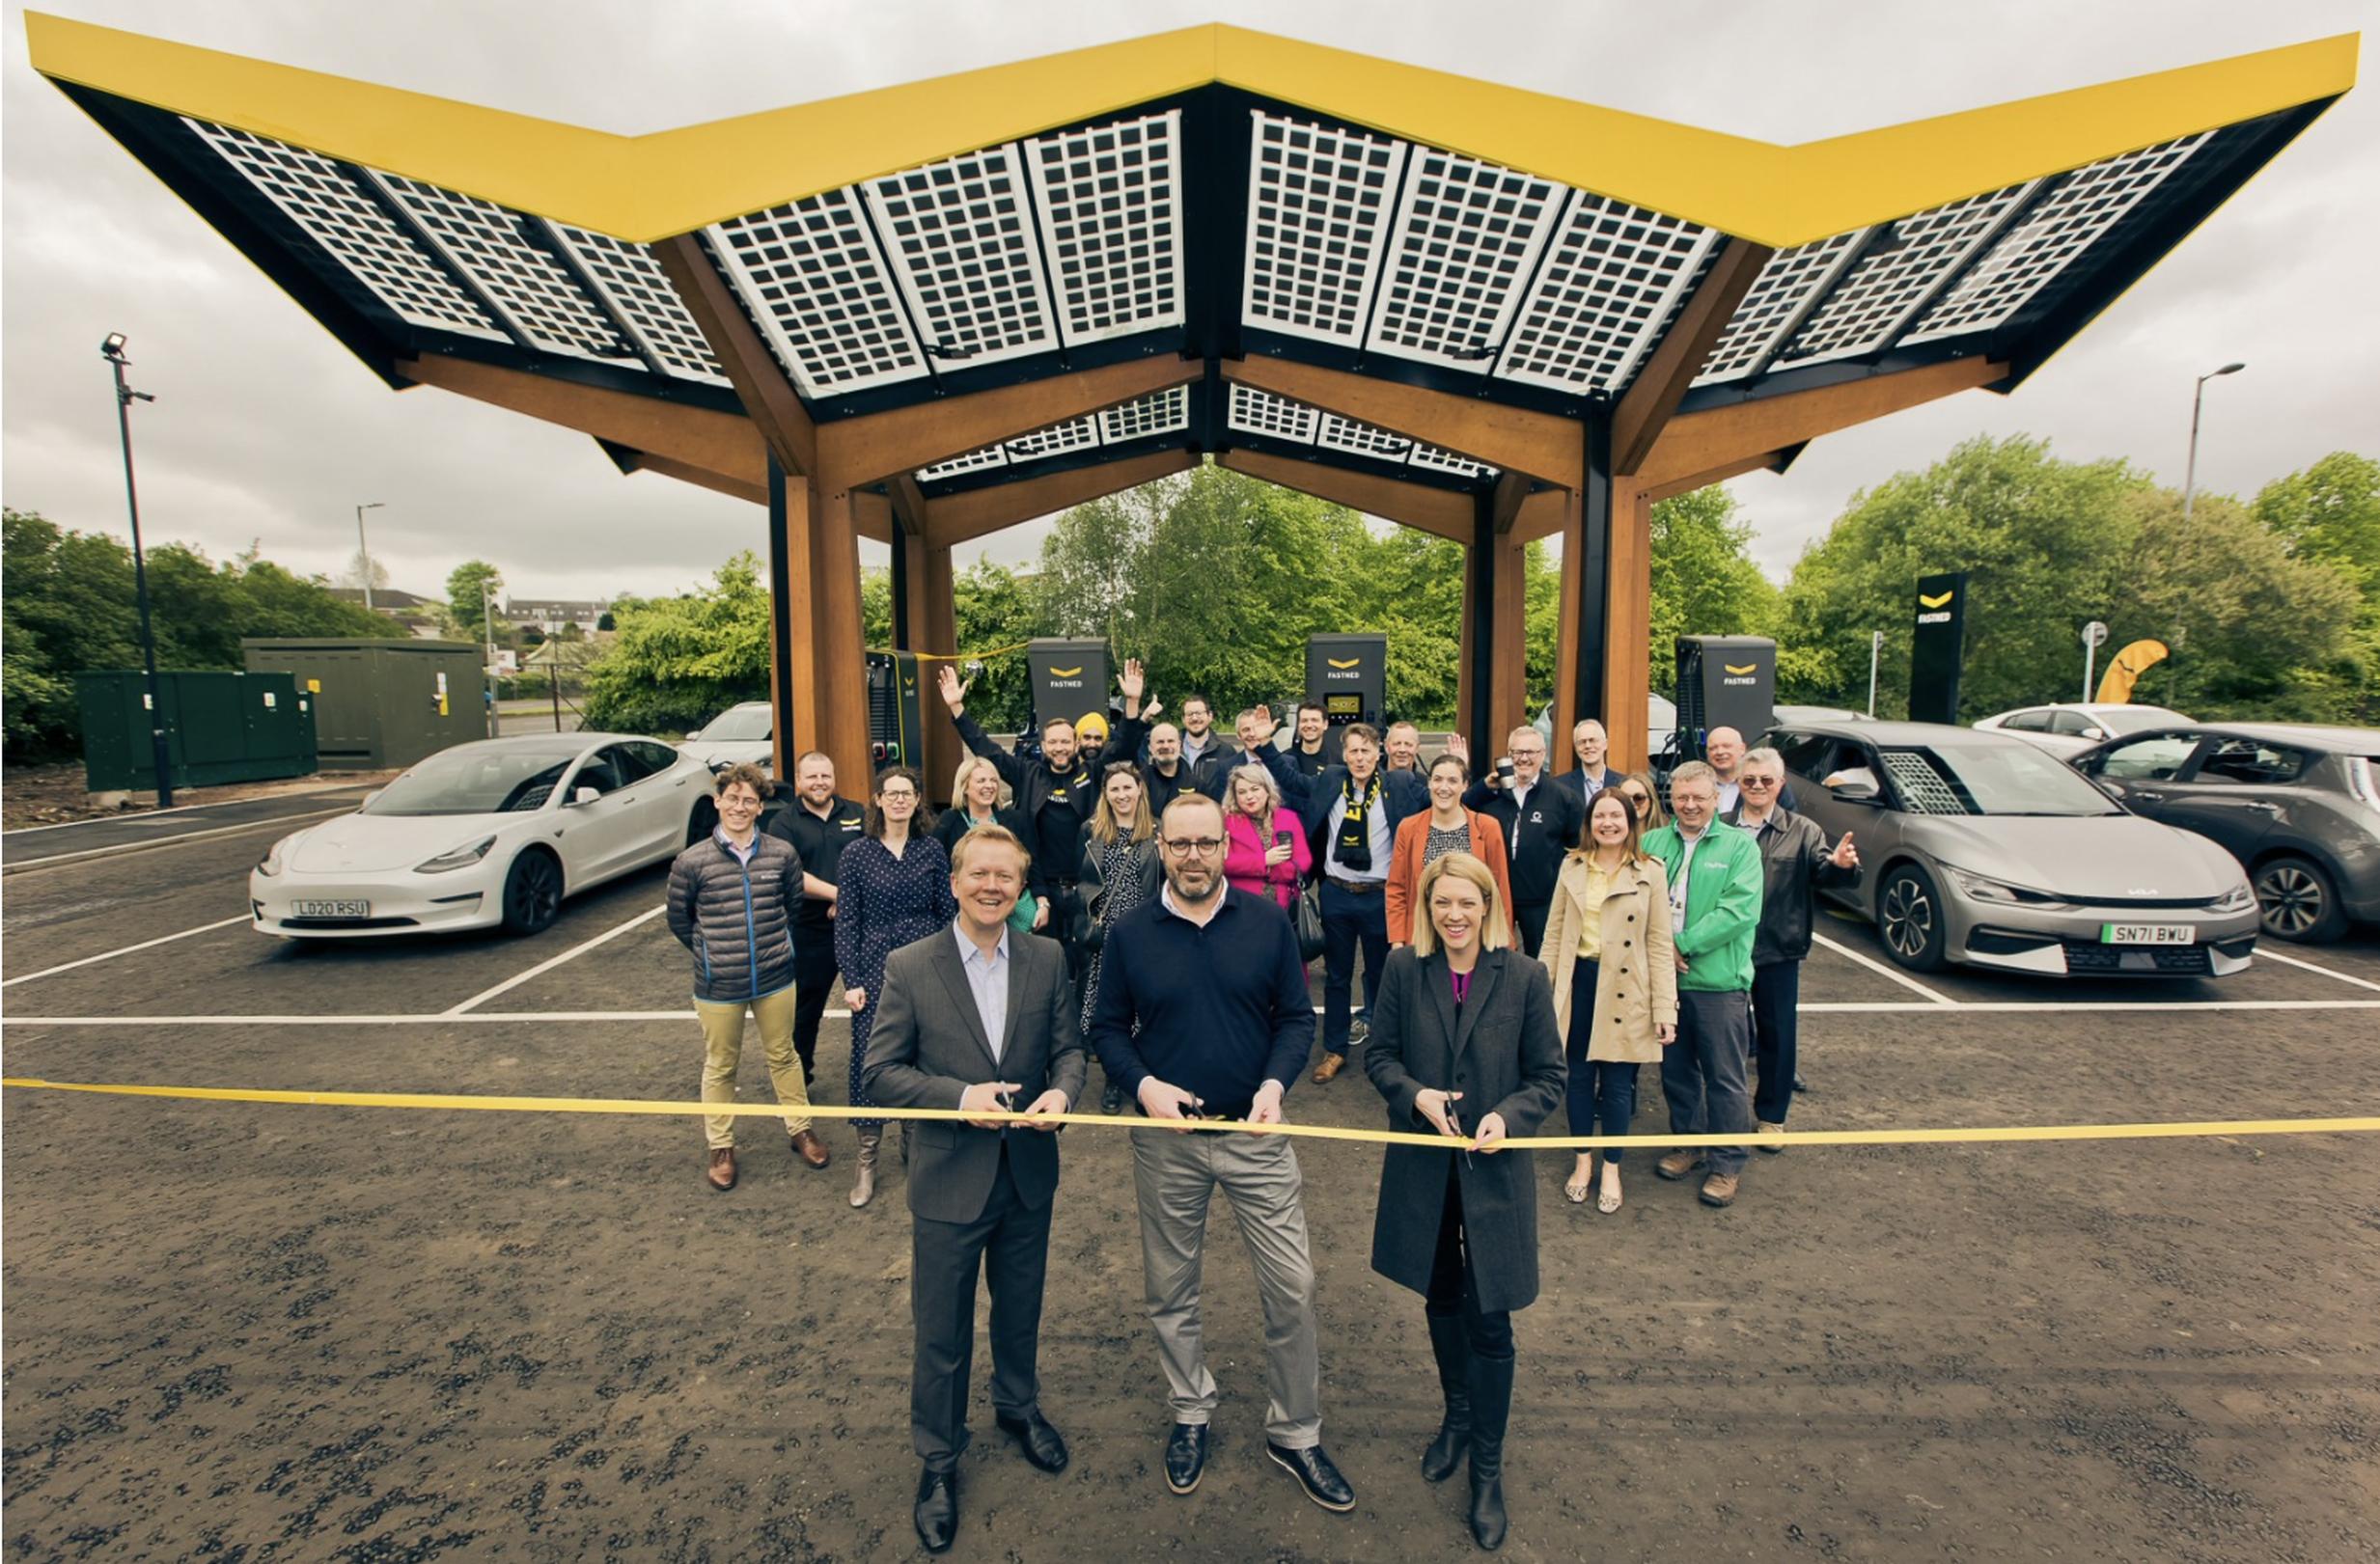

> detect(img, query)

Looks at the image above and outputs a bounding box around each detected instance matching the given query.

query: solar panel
[1243,111,1407,345]
[369,172,632,360]
[1905,136,2209,343]
[1024,111,1186,346]
[1004,416,1101,461]
[1691,228,1873,386]
[1098,385,1192,444]
[707,190,927,398]
[547,224,729,382]
[916,442,1010,481]
[1775,181,2042,368]
[185,120,504,341]
[1315,412,1414,462]
[866,145,1059,368]
[1228,383,1320,443]
[1366,147,1564,369]
[1408,443,1496,480]
[1500,194,1718,393]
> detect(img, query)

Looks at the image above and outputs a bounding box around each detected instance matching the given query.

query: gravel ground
[4,822,2377,1562]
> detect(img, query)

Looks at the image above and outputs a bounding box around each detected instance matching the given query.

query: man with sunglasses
[1088,792,1356,1516]
[1727,748,1859,1149]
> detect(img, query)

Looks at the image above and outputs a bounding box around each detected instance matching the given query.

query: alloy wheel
[505,852,563,934]
[1881,876,1935,961]
[2255,863,2324,939]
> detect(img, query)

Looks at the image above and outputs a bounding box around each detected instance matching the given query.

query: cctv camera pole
[103,337,174,807]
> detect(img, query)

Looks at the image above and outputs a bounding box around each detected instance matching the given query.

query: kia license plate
[292,899,372,919]
[2101,923,2191,945]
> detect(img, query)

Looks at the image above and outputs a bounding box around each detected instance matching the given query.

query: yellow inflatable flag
[2095,640,2169,704]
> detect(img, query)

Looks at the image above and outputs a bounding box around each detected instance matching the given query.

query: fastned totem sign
[1908,572,1971,724]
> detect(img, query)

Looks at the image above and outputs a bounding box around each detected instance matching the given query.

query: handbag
[1293,883,1326,963]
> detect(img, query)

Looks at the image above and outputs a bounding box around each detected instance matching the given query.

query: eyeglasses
[1739,776,1780,789]
[1160,837,1225,857]
[879,790,918,802]
[1619,790,1649,806]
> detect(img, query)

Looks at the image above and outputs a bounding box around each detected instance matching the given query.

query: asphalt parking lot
[4,797,2377,1562]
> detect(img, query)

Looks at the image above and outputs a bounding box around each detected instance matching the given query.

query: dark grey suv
[2069,723,2380,943]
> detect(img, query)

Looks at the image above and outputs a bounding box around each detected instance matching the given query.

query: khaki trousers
[698,989,813,1147]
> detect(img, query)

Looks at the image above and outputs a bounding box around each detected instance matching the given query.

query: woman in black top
[1075,761,1160,1112]
[931,756,1046,931]
[1364,851,1565,1552]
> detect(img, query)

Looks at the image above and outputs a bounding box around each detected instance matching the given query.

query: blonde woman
[1617,770,1667,832]
[1538,788,1676,1215]
[931,755,1046,929]
[1076,761,1160,1111]
[1364,852,1565,1551]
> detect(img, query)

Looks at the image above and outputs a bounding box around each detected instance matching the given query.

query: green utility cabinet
[75,670,318,793]
[241,638,484,771]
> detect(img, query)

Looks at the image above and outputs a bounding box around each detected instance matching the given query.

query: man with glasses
[1456,725,1585,957]
[1176,695,1236,775]
[1088,792,1354,1516]
[669,763,831,1192]
[1728,748,1859,1149]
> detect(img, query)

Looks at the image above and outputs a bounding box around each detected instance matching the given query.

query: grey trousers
[1662,988,1754,1176]
[1129,1127,1324,1449]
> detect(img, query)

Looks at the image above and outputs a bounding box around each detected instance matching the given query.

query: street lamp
[2181,361,2245,522]
[354,501,384,611]
[100,333,175,808]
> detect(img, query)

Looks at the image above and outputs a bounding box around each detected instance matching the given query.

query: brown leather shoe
[790,1130,831,1168]
[1311,1053,1345,1085]
[707,1147,737,1192]
[1700,1172,1740,1208]
[1655,1150,1703,1181]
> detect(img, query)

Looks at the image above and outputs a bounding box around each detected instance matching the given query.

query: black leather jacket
[1728,805,1861,965]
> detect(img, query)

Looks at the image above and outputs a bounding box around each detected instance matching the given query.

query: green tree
[580,552,772,734]
[2255,452,2380,721]
[1647,485,1780,697]
[445,560,505,641]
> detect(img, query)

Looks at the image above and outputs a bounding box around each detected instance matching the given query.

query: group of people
[661,672,1859,1553]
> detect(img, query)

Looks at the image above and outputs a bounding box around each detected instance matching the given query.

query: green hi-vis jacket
[1641,818,1765,994]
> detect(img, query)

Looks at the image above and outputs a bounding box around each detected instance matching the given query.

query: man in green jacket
[1641,760,1765,1208]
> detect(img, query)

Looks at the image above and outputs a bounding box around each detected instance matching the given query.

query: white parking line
[2254,947,2380,994]
[0,914,251,989]
[441,905,669,1015]
[0,782,372,836]
[6,1000,2377,1029]
[0,808,352,875]
[1811,932,1959,1005]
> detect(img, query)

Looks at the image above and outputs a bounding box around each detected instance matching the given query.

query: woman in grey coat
[1364,851,1566,1552]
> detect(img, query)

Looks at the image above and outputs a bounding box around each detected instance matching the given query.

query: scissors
[1443,1096,1476,1169]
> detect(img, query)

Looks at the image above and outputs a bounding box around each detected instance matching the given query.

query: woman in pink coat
[1220,761,1311,908]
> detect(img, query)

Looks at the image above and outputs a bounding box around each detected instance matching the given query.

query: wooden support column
[1489,525,1529,755]
[1463,497,1495,761]
[807,480,872,788]
[1557,416,1653,773]
[1551,482,1589,763]
[1602,477,1654,772]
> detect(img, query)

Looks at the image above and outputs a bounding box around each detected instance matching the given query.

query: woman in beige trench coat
[1538,788,1676,1214]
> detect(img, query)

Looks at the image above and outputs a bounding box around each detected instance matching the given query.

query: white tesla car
[250,734,710,939]
[678,700,773,773]
[1973,702,2192,758]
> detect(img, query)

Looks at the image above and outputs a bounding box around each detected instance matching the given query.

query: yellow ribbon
[905,641,1033,665]
[6,1078,2375,1151]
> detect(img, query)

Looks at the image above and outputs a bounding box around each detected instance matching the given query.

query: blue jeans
[1564,957,1639,1164]
[1661,989,1753,1176]
[1319,880,1388,1057]
[1750,960,1801,1127]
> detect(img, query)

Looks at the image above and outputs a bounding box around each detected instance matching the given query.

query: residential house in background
[506,595,610,635]
[327,587,442,639]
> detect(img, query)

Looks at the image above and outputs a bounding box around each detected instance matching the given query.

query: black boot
[1466,1352,1514,1550]
[1421,1310,1471,1482]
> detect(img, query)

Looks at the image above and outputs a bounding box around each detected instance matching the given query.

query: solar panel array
[180,94,2233,488]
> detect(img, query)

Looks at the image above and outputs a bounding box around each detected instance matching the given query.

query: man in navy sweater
[1089,791,1356,1518]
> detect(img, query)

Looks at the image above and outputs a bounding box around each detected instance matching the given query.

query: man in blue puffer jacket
[667,762,832,1192]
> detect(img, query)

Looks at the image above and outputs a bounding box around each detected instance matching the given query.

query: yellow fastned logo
[1918,590,1954,609]
[1327,658,1362,670]
[1723,663,1758,676]
[1049,666,1082,678]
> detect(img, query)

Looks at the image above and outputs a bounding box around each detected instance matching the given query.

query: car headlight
[415,836,497,874]
[256,833,296,876]
[1942,864,2076,910]
[2211,882,2255,914]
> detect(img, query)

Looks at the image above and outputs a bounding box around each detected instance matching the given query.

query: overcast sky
[4,1,2371,609]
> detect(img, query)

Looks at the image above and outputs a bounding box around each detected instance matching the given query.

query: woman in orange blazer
[1387,753,1515,946]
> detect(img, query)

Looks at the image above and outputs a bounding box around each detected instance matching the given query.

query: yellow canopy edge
[27,13,2357,246]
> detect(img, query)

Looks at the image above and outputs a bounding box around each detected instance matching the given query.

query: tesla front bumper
[248,862,506,938]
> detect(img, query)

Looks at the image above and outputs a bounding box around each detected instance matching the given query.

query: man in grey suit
[864,824,1089,1555]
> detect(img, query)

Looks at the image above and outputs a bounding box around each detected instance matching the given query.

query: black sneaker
[1164,1422,1209,1495]
[1266,1441,1355,1512]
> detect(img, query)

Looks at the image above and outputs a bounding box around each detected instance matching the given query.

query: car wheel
[686,796,719,847]
[500,849,564,936]
[2253,854,2348,944]
[1877,864,1951,973]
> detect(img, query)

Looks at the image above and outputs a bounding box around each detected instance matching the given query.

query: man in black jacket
[939,659,1150,975]
[1457,725,1585,957]
[1176,695,1236,775]
[670,763,832,1191]
[764,750,869,1089]
[1253,710,1425,1083]
[1553,718,1624,809]
[1143,722,1225,816]
[1287,700,1342,780]
[1729,747,1861,1148]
